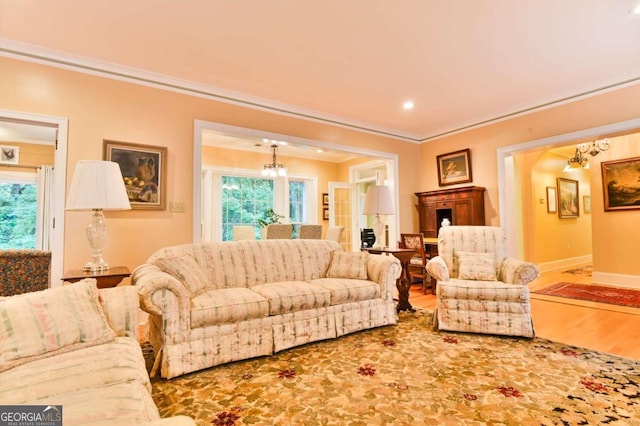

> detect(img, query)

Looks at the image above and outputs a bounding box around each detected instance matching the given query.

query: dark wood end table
[62,266,131,289]
[363,247,416,312]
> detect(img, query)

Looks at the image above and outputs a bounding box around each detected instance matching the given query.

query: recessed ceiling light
[316,149,324,153]
[632,3,640,14]
[402,101,414,110]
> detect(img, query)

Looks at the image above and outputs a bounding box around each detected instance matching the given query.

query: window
[221,176,273,240]
[202,167,317,242]
[0,172,37,249]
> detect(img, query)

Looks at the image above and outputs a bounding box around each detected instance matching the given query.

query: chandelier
[262,142,287,177]
[564,138,610,171]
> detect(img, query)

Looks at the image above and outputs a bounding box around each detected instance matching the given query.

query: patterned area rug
[152,310,640,425]
[533,282,640,309]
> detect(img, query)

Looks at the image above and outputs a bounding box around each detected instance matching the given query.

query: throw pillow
[0,278,116,373]
[455,251,498,281]
[155,254,210,295]
[326,250,368,280]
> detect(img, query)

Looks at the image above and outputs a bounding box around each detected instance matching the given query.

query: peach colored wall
[588,133,640,276]
[419,85,640,276]
[1,57,421,272]
[525,150,592,264]
[202,145,341,235]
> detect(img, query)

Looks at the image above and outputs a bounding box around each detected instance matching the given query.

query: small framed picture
[583,195,591,213]
[322,193,329,206]
[323,207,329,221]
[0,145,19,165]
[436,148,472,186]
[104,140,167,210]
[546,186,557,213]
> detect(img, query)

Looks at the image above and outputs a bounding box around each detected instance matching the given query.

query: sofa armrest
[426,256,449,282]
[366,253,402,301]
[132,264,192,343]
[98,285,140,338]
[499,257,540,285]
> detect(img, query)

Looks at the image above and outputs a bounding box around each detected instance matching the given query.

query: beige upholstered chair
[324,226,344,242]
[400,233,433,294]
[298,224,322,239]
[232,226,256,241]
[265,224,293,239]
[426,226,539,338]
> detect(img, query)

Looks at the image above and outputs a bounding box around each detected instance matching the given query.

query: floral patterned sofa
[426,226,539,338]
[133,239,402,379]
[0,279,195,425]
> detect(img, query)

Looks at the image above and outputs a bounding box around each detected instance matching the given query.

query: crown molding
[0,38,422,144]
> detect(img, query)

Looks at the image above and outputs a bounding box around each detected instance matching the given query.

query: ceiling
[2,0,640,144]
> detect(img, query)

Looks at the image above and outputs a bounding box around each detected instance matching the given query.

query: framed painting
[436,148,472,186]
[546,186,557,213]
[601,156,640,211]
[103,140,167,210]
[322,193,329,206]
[323,207,329,221]
[557,177,579,218]
[0,145,19,165]
[583,195,591,213]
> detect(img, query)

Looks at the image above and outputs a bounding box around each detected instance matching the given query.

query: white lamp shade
[362,185,395,215]
[66,160,131,211]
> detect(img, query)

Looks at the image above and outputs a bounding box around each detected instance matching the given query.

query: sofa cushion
[155,254,210,295]
[308,278,381,305]
[191,288,270,327]
[0,278,116,373]
[325,250,368,280]
[251,281,331,315]
[0,337,151,403]
[455,251,498,281]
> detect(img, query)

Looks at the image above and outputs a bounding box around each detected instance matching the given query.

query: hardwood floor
[408,266,640,360]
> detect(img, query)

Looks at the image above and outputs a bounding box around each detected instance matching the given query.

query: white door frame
[0,109,68,285]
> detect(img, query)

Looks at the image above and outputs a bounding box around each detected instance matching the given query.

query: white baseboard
[592,272,640,289]
[537,255,593,273]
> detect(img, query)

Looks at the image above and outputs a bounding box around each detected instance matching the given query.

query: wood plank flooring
[408,265,640,360]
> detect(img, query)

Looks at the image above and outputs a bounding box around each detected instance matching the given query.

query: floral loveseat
[133,239,402,379]
[0,279,194,425]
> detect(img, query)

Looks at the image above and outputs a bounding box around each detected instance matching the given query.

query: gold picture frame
[557,177,579,218]
[103,140,167,210]
[601,156,640,211]
[436,148,472,186]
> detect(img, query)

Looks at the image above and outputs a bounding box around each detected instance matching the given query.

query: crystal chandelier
[564,138,610,171]
[262,142,287,177]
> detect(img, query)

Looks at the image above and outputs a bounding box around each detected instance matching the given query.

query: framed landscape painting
[557,177,579,218]
[436,148,472,186]
[601,156,640,211]
[104,140,167,210]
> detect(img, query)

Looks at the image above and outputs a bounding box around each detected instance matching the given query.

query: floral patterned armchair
[0,250,51,297]
[426,226,538,338]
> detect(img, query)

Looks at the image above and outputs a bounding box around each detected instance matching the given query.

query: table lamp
[362,185,395,249]
[66,160,131,272]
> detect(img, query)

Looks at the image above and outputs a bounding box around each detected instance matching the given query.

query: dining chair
[265,224,294,239]
[400,233,433,294]
[232,225,256,241]
[298,224,322,239]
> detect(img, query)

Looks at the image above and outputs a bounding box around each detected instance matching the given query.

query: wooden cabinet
[415,186,486,238]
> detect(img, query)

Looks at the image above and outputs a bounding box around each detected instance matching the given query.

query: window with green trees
[0,182,37,249]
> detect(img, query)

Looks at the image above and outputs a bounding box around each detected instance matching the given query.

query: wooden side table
[363,248,416,312]
[62,266,131,289]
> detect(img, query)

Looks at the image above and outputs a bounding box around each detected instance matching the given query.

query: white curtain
[35,165,53,250]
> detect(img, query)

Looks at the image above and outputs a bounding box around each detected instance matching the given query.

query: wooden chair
[265,224,293,239]
[324,226,344,242]
[400,233,433,294]
[298,224,322,239]
[232,225,256,241]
